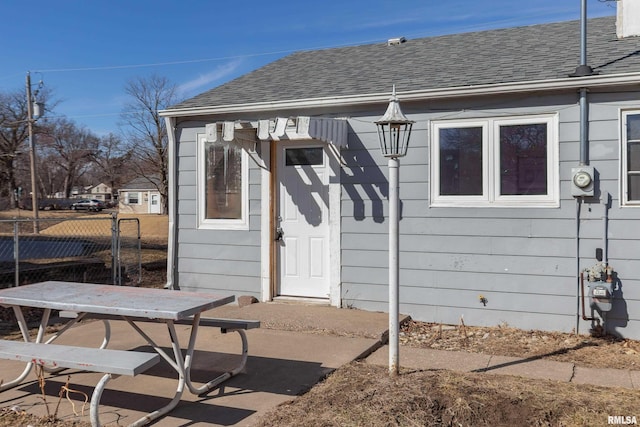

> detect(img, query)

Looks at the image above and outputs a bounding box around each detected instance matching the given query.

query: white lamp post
[375,86,414,376]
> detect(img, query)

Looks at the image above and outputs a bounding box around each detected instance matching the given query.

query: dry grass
[255,361,640,427]
[0,210,168,241]
[254,322,640,426]
[400,320,640,370]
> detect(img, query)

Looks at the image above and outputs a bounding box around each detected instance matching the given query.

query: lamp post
[26,72,43,234]
[375,86,414,376]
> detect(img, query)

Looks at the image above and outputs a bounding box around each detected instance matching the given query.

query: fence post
[111,213,118,285]
[13,221,19,287]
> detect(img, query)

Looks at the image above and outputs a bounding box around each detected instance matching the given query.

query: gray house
[161,4,640,339]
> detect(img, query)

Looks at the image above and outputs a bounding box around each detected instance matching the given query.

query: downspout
[570,0,595,335]
[164,116,178,290]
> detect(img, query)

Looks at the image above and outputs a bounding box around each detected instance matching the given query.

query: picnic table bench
[59,311,260,391]
[0,339,159,427]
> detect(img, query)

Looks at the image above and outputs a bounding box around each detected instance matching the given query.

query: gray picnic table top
[0,281,235,320]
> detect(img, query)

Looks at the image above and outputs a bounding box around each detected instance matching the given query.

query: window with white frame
[622,111,640,206]
[126,192,140,205]
[431,115,558,207]
[197,134,249,229]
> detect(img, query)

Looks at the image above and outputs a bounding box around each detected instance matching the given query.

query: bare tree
[38,118,99,198]
[120,75,180,214]
[0,87,54,208]
[91,133,134,200]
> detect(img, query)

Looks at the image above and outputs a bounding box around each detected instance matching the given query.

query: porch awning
[204,117,348,148]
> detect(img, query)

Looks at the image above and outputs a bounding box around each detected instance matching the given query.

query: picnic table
[0,281,244,427]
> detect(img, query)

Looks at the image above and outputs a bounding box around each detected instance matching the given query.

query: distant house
[118,177,162,214]
[160,4,640,339]
[75,183,113,203]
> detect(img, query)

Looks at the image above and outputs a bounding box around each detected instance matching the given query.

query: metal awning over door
[203,116,348,148]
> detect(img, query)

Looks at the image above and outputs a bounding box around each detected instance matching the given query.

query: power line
[4,8,608,77]
[31,38,387,74]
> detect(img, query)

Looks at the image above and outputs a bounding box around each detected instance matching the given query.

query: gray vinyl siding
[174,122,262,297]
[340,91,640,339]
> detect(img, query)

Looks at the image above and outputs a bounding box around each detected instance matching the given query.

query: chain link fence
[0,214,145,288]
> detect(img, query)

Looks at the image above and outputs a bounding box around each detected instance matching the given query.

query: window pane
[500,124,547,195]
[629,175,640,201]
[628,114,640,141]
[205,141,242,219]
[285,147,323,166]
[439,127,483,195]
[628,141,640,171]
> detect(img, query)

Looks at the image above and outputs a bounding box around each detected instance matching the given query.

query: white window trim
[197,134,249,230]
[621,109,640,206]
[430,114,559,208]
[127,191,141,205]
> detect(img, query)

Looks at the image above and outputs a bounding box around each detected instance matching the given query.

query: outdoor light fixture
[375,86,414,376]
[375,85,414,158]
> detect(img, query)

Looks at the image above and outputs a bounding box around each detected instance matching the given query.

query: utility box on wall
[589,282,614,312]
[571,166,595,197]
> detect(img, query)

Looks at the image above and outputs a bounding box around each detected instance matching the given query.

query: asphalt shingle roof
[169,16,640,111]
[121,176,161,190]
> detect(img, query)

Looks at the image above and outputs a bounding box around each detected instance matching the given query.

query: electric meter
[571,166,595,197]
[573,170,592,188]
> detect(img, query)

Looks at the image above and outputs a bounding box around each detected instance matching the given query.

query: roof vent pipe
[387,37,406,46]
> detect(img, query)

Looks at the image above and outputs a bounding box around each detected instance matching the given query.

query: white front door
[149,194,161,214]
[276,143,331,299]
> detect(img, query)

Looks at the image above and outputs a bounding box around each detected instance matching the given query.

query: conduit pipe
[576,198,582,333]
[580,272,598,322]
[602,191,610,266]
[575,0,593,164]
[573,0,593,335]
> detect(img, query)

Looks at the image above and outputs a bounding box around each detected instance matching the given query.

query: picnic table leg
[183,315,249,395]
[89,373,118,427]
[44,313,111,350]
[0,306,39,391]
[123,319,185,427]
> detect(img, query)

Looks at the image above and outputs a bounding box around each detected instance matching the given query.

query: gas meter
[583,263,615,313]
[589,282,614,312]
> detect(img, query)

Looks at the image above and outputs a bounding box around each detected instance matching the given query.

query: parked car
[70,199,105,212]
[19,198,75,211]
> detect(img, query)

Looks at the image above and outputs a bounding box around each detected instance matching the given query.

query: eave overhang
[159,72,640,118]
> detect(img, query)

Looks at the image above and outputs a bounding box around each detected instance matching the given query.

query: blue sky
[0,0,617,136]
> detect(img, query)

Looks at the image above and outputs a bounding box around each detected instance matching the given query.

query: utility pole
[26,72,39,234]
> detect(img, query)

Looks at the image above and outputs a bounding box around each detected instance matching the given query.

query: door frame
[259,139,341,306]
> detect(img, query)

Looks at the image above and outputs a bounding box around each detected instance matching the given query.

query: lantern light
[375,86,414,158]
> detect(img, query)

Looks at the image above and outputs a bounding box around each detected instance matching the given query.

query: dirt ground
[254,361,640,427]
[1,210,639,426]
[255,321,640,427]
